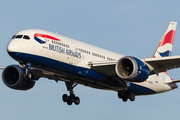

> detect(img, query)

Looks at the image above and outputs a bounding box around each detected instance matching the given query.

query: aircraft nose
[7,40,20,56]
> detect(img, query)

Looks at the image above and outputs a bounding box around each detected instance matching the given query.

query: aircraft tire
[70,94,75,99]
[118,91,123,98]
[122,97,128,102]
[67,100,73,105]
[129,93,135,101]
[62,94,68,102]
[74,97,80,105]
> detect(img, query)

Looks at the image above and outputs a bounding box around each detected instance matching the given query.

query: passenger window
[23,35,30,40]
[15,35,23,39]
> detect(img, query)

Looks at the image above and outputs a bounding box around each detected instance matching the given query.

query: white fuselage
[7,29,177,96]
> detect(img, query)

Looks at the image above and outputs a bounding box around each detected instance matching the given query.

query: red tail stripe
[159,30,175,47]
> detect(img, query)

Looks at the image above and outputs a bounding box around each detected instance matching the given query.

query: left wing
[88,61,117,76]
[0,65,69,82]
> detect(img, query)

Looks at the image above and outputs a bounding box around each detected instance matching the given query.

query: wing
[0,65,69,82]
[88,61,117,76]
[30,69,72,82]
[143,55,180,74]
[89,55,180,77]
[0,66,5,69]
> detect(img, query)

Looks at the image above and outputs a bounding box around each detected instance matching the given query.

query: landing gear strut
[118,90,135,102]
[19,62,32,80]
[62,81,80,105]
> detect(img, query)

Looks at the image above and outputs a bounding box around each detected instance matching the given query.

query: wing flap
[89,61,117,76]
[88,61,116,66]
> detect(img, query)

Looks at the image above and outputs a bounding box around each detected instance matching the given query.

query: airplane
[2,21,180,105]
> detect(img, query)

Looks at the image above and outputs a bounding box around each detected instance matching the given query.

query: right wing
[143,55,180,74]
[89,55,180,77]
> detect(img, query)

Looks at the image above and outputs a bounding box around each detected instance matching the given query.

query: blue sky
[0,0,180,120]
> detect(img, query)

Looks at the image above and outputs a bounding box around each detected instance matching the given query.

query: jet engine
[115,56,150,82]
[2,65,35,90]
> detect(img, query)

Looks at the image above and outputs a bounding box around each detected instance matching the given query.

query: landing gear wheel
[62,94,68,102]
[122,97,128,102]
[117,90,136,102]
[74,97,80,105]
[118,91,123,98]
[27,72,32,79]
[67,100,73,105]
[128,93,135,101]
[70,94,75,99]
[62,93,80,105]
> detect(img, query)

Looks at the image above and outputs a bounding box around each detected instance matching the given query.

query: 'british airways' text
[49,44,81,59]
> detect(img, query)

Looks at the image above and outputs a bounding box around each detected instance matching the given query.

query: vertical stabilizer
[151,22,177,58]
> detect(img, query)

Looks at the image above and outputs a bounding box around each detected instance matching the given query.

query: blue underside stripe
[9,52,156,95]
[9,52,106,81]
[129,83,156,95]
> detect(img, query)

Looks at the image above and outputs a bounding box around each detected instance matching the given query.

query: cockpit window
[15,35,23,39]
[23,35,30,40]
[11,34,30,40]
[11,35,16,39]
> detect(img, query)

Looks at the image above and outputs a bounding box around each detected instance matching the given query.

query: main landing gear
[62,81,80,105]
[118,90,135,102]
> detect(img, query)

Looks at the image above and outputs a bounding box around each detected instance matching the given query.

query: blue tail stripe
[159,50,171,57]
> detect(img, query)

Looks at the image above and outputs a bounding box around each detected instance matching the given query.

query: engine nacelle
[115,56,150,82]
[2,65,35,90]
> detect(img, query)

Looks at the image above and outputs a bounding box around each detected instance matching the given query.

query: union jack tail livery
[152,22,177,58]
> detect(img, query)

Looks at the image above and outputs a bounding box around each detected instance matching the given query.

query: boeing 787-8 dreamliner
[2,22,180,105]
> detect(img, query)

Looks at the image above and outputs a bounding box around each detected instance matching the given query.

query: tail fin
[151,21,177,58]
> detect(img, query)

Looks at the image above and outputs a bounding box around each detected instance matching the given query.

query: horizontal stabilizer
[165,79,180,84]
